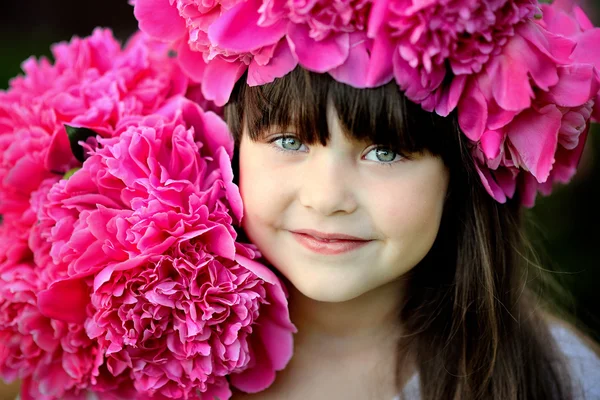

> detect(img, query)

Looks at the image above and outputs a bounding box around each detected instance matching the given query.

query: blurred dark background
[0,0,598,342]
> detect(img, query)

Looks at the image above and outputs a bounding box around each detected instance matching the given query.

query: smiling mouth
[289,230,372,255]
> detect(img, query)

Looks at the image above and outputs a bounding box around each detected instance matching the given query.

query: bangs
[226,67,458,159]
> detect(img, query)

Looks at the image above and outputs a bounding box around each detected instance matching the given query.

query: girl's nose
[297,151,358,216]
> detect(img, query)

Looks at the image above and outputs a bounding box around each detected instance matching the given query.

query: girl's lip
[289,231,372,255]
[290,229,369,241]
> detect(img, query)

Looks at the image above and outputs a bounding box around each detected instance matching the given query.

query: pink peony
[0,179,136,400]
[367,0,539,111]
[134,0,289,105]
[36,97,295,399]
[0,27,193,398]
[134,0,383,104]
[455,2,600,206]
[539,0,600,122]
[0,261,45,383]
[0,257,110,400]
[278,0,371,40]
[0,115,63,221]
[0,27,189,229]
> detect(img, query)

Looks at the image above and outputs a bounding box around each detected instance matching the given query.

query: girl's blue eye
[273,136,308,152]
[364,147,402,163]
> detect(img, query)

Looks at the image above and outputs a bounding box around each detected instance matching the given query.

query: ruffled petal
[201,57,247,106]
[507,105,563,183]
[247,39,298,86]
[208,0,287,52]
[177,39,208,83]
[134,0,187,41]
[37,279,89,324]
[287,24,350,72]
[458,81,488,141]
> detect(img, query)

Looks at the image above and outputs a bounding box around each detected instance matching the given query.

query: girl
[223,67,600,400]
[127,0,600,396]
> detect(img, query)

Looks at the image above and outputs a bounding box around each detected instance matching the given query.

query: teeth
[314,237,339,242]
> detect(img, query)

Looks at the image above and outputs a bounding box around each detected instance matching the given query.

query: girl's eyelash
[267,135,410,165]
[363,146,410,166]
[267,135,305,154]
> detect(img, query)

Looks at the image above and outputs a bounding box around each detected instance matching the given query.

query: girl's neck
[231,277,415,400]
[287,277,406,353]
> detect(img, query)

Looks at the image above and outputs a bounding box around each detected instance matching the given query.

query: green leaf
[63,167,81,180]
[64,125,99,163]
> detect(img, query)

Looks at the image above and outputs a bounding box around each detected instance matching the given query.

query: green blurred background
[0,1,598,341]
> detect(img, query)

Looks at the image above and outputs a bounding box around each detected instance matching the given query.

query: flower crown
[134,0,600,206]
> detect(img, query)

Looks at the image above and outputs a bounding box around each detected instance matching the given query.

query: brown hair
[225,67,582,400]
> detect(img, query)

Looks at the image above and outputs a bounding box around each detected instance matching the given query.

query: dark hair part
[225,67,579,400]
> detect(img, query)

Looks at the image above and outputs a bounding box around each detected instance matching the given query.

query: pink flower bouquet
[0,28,295,400]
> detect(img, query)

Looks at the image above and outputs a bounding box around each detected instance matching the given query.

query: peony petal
[236,255,296,331]
[543,64,599,107]
[208,0,287,52]
[520,22,575,64]
[367,0,391,38]
[480,130,504,160]
[574,6,595,30]
[287,24,350,73]
[494,168,518,199]
[487,102,518,131]
[4,157,47,193]
[490,47,534,112]
[247,39,298,87]
[177,38,208,83]
[257,318,294,371]
[571,29,600,65]
[45,126,76,173]
[37,279,89,324]
[330,32,394,88]
[229,318,294,392]
[474,162,507,203]
[235,254,280,285]
[393,53,429,102]
[201,57,247,106]
[458,82,488,141]
[328,33,371,88]
[541,2,581,36]
[178,98,234,156]
[507,105,563,183]
[365,33,395,87]
[93,256,149,291]
[436,75,467,117]
[134,0,187,42]
[218,147,244,222]
[554,124,589,182]
[518,172,539,208]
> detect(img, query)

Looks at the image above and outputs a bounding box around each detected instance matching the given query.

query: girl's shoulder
[548,321,600,400]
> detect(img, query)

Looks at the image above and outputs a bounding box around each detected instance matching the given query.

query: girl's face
[239,104,450,302]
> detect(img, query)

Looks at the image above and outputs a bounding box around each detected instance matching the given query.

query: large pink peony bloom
[454,2,600,206]
[0,28,188,227]
[368,0,539,111]
[36,97,295,399]
[0,28,193,398]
